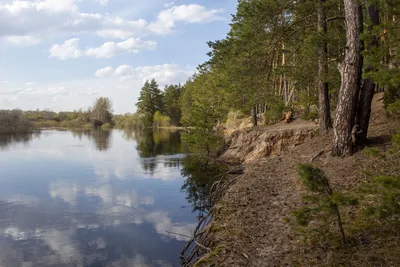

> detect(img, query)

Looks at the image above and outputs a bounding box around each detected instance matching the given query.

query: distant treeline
[0,97,113,133]
[0,110,34,134]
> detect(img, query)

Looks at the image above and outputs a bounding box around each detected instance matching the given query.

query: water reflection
[133,129,186,158]
[0,129,196,267]
[70,129,112,151]
[181,156,226,216]
[0,131,40,150]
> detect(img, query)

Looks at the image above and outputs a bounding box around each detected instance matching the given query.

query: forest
[121,0,400,157]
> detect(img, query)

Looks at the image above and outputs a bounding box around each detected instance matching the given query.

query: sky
[0,0,236,114]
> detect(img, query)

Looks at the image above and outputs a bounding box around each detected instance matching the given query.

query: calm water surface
[0,129,200,267]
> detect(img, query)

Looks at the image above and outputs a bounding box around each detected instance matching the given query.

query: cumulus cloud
[86,38,157,58]
[95,66,113,77]
[5,35,40,46]
[148,4,224,34]
[95,64,193,84]
[0,1,224,44]
[50,38,156,59]
[50,38,83,60]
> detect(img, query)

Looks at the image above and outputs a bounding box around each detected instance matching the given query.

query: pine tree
[136,80,153,115]
[332,0,362,156]
[164,84,183,126]
[136,79,164,124]
[149,78,164,113]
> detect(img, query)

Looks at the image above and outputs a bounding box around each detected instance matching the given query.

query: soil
[204,93,395,266]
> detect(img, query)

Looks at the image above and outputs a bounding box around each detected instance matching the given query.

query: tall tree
[332,0,363,156]
[164,84,183,125]
[356,1,380,144]
[149,78,164,113]
[318,0,332,134]
[92,97,113,125]
[136,79,164,124]
[136,80,153,115]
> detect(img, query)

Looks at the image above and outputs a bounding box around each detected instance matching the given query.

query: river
[0,129,205,267]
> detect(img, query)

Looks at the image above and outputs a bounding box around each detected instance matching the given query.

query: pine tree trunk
[318,0,332,135]
[253,106,258,126]
[332,0,362,156]
[356,2,380,145]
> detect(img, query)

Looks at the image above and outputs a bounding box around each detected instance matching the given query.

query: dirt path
[206,93,392,266]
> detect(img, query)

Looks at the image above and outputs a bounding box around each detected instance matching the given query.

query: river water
[0,129,203,267]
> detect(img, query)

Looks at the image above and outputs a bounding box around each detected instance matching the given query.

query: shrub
[292,164,358,244]
[386,100,400,119]
[264,97,285,125]
[0,110,33,134]
[384,85,400,108]
[101,123,112,130]
[153,111,171,128]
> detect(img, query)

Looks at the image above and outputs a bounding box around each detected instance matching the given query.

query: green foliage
[101,123,112,130]
[360,133,400,220]
[392,134,400,148]
[163,84,183,125]
[114,113,146,129]
[153,111,171,128]
[298,91,318,121]
[136,79,164,124]
[363,147,382,157]
[180,70,227,156]
[362,175,400,219]
[297,163,330,193]
[292,164,358,244]
[384,85,400,108]
[264,97,285,125]
[0,110,33,134]
[91,97,113,126]
[386,100,400,119]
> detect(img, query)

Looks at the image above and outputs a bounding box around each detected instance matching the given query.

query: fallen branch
[310,150,325,162]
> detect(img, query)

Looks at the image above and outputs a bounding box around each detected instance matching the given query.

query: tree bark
[318,0,332,135]
[332,0,362,156]
[253,105,258,126]
[356,2,380,145]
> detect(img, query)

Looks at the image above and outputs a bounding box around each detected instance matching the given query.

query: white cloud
[0,2,224,45]
[115,65,134,80]
[25,82,39,86]
[95,66,113,77]
[95,64,193,83]
[148,4,224,34]
[5,35,40,46]
[50,38,83,60]
[93,0,108,6]
[86,37,157,58]
[50,37,156,59]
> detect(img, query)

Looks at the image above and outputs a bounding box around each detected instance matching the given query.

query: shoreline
[182,94,398,266]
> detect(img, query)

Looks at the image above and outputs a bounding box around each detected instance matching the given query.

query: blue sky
[0,0,236,113]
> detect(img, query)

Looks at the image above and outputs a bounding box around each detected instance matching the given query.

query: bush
[291,164,358,244]
[264,97,285,125]
[0,110,33,134]
[384,85,400,108]
[101,123,112,130]
[386,100,400,119]
[153,111,171,128]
